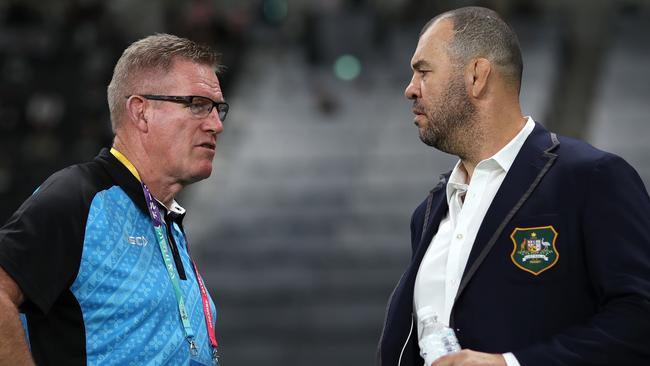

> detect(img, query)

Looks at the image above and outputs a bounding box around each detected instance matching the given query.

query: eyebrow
[411,59,431,70]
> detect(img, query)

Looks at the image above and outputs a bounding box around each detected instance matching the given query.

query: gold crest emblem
[510,226,559,275]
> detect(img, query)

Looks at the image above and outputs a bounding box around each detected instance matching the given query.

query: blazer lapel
[416,173,450,256]
[377,174,450,363]
[400,173,450,317]
[452,124,560,315]
[403,174,450,302]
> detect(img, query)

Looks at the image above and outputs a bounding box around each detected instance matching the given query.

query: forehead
[411,18,454,68]
[163,58,223,99]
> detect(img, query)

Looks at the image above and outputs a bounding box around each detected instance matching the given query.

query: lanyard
[191,261,220,360]
[111,148,220,365]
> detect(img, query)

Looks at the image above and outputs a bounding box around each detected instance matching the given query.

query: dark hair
[421,6,523,91]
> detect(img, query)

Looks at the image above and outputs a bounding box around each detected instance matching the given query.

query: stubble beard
[418,73,480,160]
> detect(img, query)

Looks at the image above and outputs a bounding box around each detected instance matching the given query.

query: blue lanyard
[142,182,199,356]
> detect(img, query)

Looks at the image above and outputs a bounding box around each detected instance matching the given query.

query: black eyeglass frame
[130,94,229,121]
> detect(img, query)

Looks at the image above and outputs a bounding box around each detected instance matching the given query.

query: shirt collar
[159,200,187,226]
[445,116,536,202]
[446,160,469,201]
[490,116,535,173]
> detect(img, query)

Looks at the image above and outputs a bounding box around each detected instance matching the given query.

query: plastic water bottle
[418,313,461,365]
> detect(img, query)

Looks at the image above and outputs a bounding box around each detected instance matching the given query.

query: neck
[141,174,182,210]
[459,108,526,182]
[113,136,182,208]
[460,160,476,182]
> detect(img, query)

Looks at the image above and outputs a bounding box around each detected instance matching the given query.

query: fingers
[429,350,506,366]
[431,350,465,366]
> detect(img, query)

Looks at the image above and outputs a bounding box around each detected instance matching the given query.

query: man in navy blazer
[378,6,650,366]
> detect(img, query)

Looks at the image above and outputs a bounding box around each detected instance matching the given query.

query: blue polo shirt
[0,148,218,365]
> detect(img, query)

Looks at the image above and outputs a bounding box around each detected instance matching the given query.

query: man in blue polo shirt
[0,33,228,365]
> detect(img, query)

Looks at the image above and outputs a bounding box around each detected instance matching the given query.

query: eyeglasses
[137,95,229,121]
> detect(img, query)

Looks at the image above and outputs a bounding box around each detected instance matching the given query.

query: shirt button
[456,234,463,240]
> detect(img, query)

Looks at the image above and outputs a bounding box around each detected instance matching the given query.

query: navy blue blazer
[377,123,650,366]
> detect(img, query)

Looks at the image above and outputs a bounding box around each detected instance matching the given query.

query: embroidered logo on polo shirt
[127,235,149,247]
[510,226,558,275]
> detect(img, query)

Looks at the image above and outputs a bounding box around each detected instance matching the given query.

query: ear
[125,95,149,133]
[467,58,491,98]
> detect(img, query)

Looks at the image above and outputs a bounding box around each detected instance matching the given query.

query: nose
[404,75,419,100]
[204,109,224,135]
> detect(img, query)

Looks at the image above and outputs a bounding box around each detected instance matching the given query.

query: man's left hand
[430,349,506,366]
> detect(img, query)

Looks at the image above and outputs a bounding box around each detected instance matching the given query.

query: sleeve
[0,167,88,315]
[502,352,521,366]
[513,154,650,365]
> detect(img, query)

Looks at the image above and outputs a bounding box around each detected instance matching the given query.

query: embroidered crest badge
[510,226,559,275]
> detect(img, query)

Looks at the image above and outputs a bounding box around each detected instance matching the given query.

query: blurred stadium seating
[1,1,648,365]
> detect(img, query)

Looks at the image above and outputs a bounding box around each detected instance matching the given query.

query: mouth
[412,107,425,116]
[411,101,426,115]
[412,111,426,126]
[198,142,216,151]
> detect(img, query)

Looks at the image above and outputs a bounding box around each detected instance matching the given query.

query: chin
[188,164,213,183]
[196,168,213,180]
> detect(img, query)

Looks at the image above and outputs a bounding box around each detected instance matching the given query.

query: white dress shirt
[413,117,536,366]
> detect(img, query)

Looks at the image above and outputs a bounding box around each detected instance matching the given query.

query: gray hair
[107,33,221,132]
[422,7,523,91]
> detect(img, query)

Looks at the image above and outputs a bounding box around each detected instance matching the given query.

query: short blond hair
[107,33,221,132]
